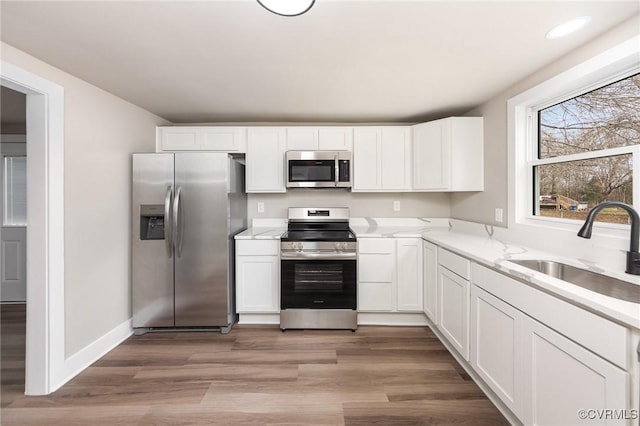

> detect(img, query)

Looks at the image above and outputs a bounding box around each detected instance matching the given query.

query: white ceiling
[1,1,638,123]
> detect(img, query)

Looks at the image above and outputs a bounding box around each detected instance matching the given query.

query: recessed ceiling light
[546,16,592,39]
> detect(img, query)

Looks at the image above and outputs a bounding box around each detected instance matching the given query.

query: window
[509,36,640,232]
[3,155,27,226]
[534,74,640,224]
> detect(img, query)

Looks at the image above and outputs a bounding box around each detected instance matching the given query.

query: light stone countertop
[234,227,287,240]
[234,216,640,328]
[419,226,640,330]
[234,218,287,240]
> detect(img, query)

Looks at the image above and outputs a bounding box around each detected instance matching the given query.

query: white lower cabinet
[235,240,280,313]
[438,265,470,361]
[358,238,423,312]
[471,285,524,418]
[470,263,630,426]
[396,238,423,311]
[422,240,438,323]
[358,238,396,311]
[522,319,628,426]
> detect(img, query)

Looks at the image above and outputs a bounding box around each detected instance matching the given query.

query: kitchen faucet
[577,201,640,275]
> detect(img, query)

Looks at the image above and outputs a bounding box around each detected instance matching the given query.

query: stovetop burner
[282,207,355,243]
[281,229,356,242]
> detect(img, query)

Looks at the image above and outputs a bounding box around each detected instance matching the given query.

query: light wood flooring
[1,305,508,425]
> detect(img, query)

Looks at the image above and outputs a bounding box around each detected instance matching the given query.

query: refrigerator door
[132,153,175,328]
[174,153,230,327]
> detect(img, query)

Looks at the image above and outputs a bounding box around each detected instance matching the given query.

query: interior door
[1,152,27,302]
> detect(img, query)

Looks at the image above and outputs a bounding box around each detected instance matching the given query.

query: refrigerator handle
[164,186,173,258]
[173,186,184,258]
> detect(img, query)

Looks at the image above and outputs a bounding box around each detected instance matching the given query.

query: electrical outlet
[257,202,265,213]
[393,201,401,212]
[495,208,503,223]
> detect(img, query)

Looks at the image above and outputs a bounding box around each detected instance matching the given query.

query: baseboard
[51,318,133,392]
[357,312,428,326]
[238,312,430,326]
[238,313,280,325]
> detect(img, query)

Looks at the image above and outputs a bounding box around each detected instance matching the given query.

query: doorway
[1,61,65,395]
[0,86,27,404]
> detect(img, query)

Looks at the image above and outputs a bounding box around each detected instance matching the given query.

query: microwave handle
[334,154,339,187]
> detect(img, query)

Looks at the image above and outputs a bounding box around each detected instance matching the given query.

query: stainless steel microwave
[286,151,352,189]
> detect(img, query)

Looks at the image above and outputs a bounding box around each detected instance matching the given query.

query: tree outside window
[535,73,640,224]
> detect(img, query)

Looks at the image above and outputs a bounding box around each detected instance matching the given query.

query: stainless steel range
[280,207,357,331]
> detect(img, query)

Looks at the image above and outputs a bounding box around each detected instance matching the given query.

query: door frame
[1,60,65,395]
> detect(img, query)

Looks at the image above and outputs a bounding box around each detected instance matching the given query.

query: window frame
[508,35,640,237]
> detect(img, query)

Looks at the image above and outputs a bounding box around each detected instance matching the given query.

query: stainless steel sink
[509,259,640,304]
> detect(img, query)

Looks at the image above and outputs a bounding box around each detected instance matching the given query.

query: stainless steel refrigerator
[131,152,246,333]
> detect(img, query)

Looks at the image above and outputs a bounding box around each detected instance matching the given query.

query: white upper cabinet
[353,126,411,192]
[246,127,287,193]
[319,127,353,150]
[412,117,483,191]
[286,127,353,151]
[157,126,247,152]
[286,128,318,150]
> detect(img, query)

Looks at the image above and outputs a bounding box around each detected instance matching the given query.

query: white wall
[1,43,170,357]
[450,14,640,227]
[247,191,450,221]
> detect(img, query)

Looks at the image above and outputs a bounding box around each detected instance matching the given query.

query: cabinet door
[287,128,318,150]
[352,128,381,190]
[412,120,449,190]
[422,240,438,323]
[396,238,423,312]
[246,128,286,192]
[471,285,524,418]
[159,127,200,151]
[438,266,470,360]
[319,127,353,150]
[522,319,628,426]
[236,255,280,313]
[201,127,246,152]
[381,127,411,190]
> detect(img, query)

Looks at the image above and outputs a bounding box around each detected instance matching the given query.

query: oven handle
[281,251,357,260]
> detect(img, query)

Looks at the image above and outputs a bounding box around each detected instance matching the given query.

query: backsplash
[247,191,450,221]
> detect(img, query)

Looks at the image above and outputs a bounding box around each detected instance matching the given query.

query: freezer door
[132,153,175,328]
[174,153,230,327]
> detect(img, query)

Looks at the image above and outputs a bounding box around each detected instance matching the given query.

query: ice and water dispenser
[139,204,165,240]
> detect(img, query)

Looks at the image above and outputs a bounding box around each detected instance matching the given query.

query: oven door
[281,259,356,309]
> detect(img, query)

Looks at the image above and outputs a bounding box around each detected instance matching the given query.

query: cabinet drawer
[439,248,470,280]
[236,240,280,256]
[358,238,395,254]
[472,263,628,369]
